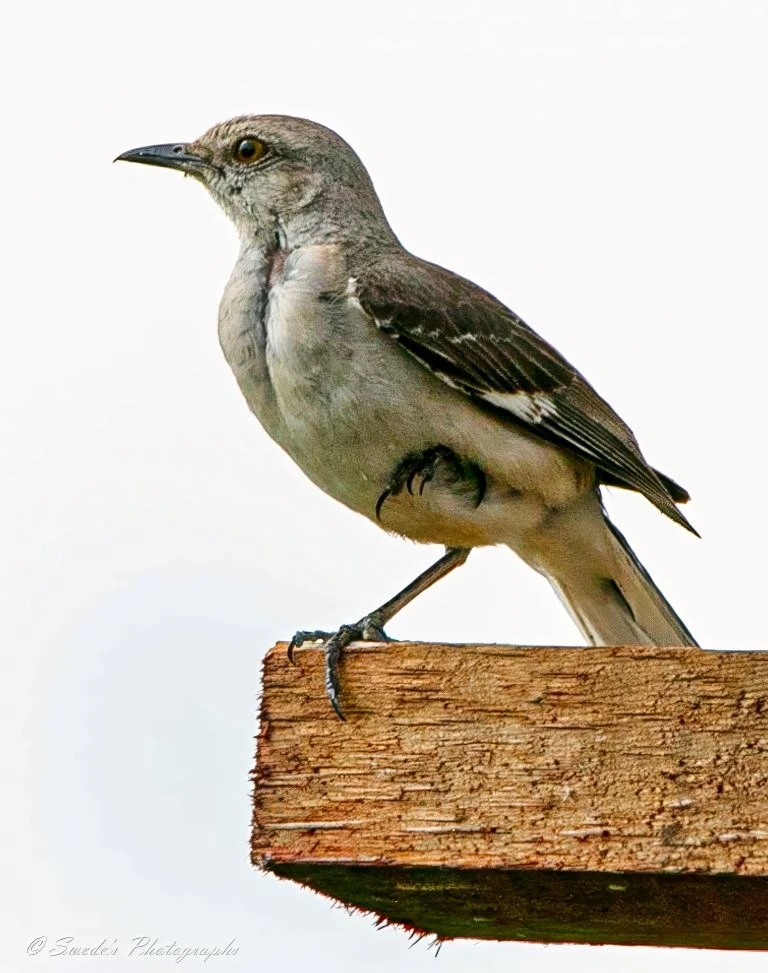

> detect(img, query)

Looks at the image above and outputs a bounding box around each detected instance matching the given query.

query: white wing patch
[480,390,558,424]
[371,309,559,425]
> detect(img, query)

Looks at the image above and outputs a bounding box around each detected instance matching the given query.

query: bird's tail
[514,499,698,647]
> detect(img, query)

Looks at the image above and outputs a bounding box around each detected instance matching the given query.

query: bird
[116,114,699,718]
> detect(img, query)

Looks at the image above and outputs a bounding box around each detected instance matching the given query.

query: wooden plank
[251,642,768,947]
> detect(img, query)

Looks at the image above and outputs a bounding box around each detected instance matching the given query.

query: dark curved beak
[114,143,211,176]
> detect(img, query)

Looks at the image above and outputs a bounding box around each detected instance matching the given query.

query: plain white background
[2,1,767,969]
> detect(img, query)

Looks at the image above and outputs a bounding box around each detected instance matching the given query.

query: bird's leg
[289,546,471,720]
[376,445,486,521]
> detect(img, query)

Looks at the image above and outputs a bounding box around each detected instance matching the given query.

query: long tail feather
[514,499,698,647]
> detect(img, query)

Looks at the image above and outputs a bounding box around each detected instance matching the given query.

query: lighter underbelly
[261,359,586,548]
[226,245,594,549]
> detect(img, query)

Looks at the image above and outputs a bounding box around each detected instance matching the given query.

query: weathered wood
[252,642,768,948]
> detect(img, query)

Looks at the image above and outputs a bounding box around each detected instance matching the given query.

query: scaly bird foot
[376,444,487,521]
[288,618,395,719]
[287,630,333,665]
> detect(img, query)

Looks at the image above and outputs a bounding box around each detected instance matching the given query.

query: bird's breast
[219,242,593,546]
[220,243,385,500]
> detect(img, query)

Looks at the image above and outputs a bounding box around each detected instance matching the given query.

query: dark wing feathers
[357,255,696,534]
[600,467,690,504]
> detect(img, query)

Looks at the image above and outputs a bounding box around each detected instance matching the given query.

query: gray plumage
[117,114,698,655]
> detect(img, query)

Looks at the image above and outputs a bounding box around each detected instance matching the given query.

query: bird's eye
[234,138,266,163]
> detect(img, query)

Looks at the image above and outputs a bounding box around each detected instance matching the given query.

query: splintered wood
[252,643,768,948]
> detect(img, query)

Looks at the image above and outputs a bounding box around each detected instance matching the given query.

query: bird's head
[116,114,392,248]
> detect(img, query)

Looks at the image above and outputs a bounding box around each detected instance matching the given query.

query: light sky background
[2,1,767,970]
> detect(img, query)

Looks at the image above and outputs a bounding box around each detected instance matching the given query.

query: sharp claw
[287,634,304,665]
[375,488,391,521]
[474,467,487,507]
[324,628,353,721]
[288,630,332,665]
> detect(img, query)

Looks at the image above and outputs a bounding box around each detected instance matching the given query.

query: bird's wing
[356,255,695,533]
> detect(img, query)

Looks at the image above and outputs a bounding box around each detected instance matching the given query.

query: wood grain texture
[252,642,768,946]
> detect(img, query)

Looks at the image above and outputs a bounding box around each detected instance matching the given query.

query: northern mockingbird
[117,115,698,718]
